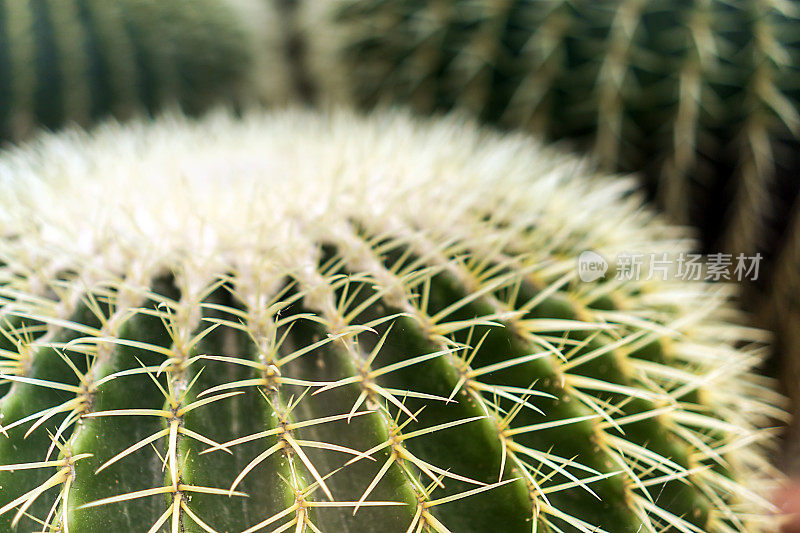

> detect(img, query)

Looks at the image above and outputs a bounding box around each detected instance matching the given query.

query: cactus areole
[0,110,782,532]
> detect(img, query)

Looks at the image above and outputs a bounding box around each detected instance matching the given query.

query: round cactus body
[0,0,255,144]
[0,110,784,532]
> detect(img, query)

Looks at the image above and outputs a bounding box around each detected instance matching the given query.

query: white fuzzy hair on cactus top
[2,109,674,267]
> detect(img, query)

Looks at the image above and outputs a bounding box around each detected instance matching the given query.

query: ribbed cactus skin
[0,0,254,143]
[296,0,800,255]
[0,110,782,532]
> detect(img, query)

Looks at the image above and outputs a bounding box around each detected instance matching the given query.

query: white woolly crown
[1,109,678,273]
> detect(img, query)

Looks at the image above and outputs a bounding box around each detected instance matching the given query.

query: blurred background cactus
[305,0,800,256]
[0,0,256,144]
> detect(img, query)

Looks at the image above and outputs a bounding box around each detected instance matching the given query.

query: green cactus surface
[0,0,255,143]
[0,110,784,532]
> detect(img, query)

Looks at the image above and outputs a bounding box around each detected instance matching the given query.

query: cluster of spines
[0,211,782,532]
[0,0,254,143]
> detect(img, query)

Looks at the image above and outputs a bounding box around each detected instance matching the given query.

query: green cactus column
[298,0,800,253]
[0,0,255,143]
[0,109,784,532]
